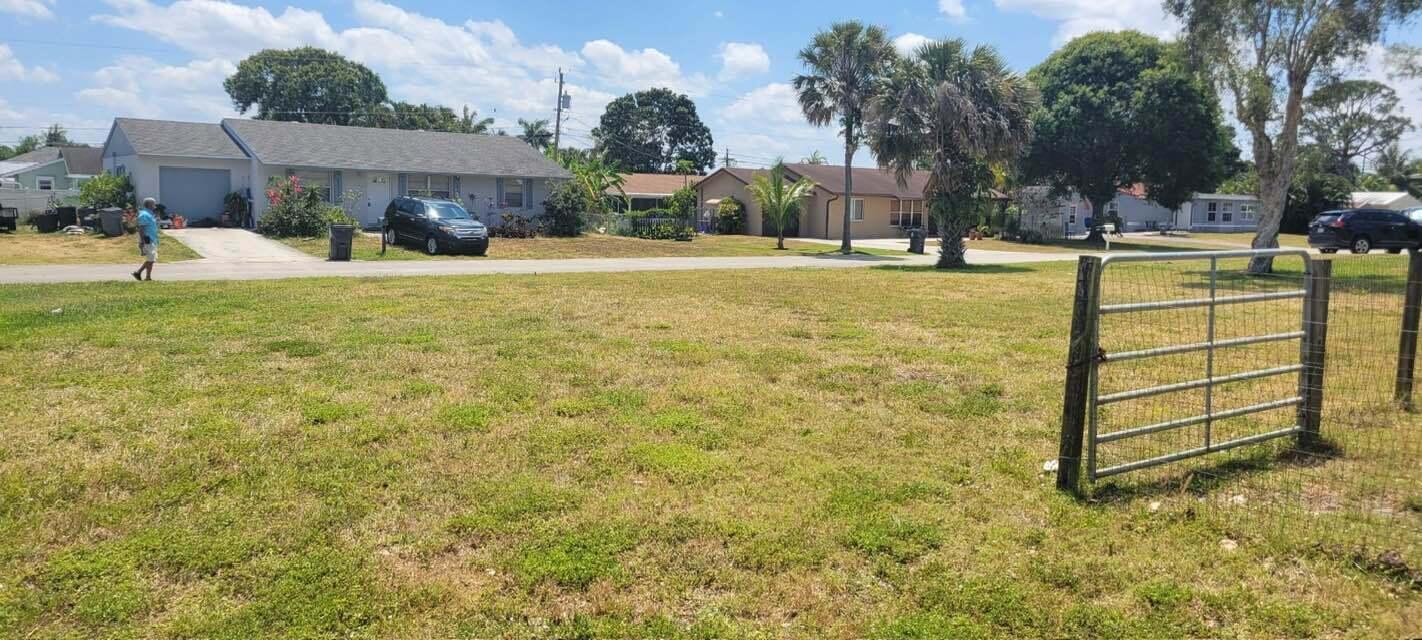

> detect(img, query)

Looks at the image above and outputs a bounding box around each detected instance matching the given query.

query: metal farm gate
[1056,248,1422,550]
[1056,249,1326,486]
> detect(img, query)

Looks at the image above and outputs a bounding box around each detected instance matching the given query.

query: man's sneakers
[132,271,142,281]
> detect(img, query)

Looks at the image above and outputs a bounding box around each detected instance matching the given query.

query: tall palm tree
[746,159,818,250]
[801,150,828,164]
[518,118,554,151]
[1376,143,1422,198]
[794,21,897,254]
[867,38,1036,268]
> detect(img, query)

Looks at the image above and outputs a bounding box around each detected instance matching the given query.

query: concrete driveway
[164,228,318,263]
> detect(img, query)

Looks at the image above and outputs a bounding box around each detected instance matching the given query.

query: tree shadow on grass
[871,263,1037,274]
[1083,437,1345,505]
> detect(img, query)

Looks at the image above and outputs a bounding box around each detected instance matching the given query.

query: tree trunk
[1248,85,1306,274]
[1083,200,1106,246]
[841,131,854,254]
[936,208,968,269]
[777,220,785,250]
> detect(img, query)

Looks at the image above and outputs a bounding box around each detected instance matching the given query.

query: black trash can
[33,212,60,233]
[57,206,77,228]
[99,207,125,237]
[328,223,355,261]
[0,208,17,232]
[907,228,926,254]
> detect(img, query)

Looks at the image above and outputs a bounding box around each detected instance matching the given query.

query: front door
[364,174,392,229]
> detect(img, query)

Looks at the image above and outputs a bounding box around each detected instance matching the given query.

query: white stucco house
[100,117,571,228]
[1350,191,1422,211]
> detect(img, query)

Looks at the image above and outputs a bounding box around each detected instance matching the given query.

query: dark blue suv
[382,196,488,256]
[1308,208,1420,254]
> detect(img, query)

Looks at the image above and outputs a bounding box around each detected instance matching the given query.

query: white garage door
[159,167,230,221]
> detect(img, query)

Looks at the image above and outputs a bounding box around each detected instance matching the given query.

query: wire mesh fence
[1060,250,1421,565]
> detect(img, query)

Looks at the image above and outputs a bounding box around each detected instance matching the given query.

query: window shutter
[451,175,461,201]
[397,173,408,196]
[526,179,534,211]
[496,178,504,209]
[333,171,343,203]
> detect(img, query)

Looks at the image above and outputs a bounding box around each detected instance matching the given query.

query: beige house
[608,173,703,211]
[696,163,935,239]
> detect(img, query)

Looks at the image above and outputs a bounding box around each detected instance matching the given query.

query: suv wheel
[383,228,397,246]
[1351,236,1371,254]
[425,235,440,255]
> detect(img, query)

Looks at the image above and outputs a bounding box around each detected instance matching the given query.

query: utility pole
[553,68,565,153]
[724,147,732,168]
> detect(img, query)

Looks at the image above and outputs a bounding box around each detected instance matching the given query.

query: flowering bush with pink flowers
[256,175,347,237]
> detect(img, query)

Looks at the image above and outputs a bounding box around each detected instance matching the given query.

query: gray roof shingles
[60,147,103,175]
[113,118,249,159]
[221,119,572,179]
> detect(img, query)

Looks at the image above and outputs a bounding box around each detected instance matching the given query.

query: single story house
[696,163,998,240]
[1027,185,1262,236]
[1174,194,1261,232]
[100,117,572,227]
[609,173,703,211]
[0,146,103,191]
[1350,191,1422,211]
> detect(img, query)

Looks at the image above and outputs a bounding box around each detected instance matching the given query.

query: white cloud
[0,45,59,83]
[716,42,769,81]
[893,33,934,57]
[993,0,1178,44]
[1358,44,1422,153]
[722,83,802,124]
[94,0,341,59]
[713,10,724,18]
[77,56,239,120]
[0,0,53,19]
[580,39,709,95]
[939,0,967,21]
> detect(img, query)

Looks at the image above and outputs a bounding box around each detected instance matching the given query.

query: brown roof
[699,164,1007,200]
[611,173,703,197]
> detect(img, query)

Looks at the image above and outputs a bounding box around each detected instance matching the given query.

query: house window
[1068,205,1077,225]
[1240,203,1256,220]
[293,170,333,202]
[1222,202,1234,223]
[891,199,923,228]
[36,176,55,191]
[407,174,451,199]
[115,165,127,177]
[502,178,526,208]
[1206,202,1218,222]
[850,198,865,222]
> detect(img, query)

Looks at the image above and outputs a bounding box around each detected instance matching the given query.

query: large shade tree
[867,38,1036,268]
[1024,31,1235,245]
[1168,0,1422,272]
[1302,79,1413,178]
[224,48,389,125]
[746,159,818,250]
[794,21,897,254]
[592,88,715,174]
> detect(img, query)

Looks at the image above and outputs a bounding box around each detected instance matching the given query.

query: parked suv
[382,196,488,255]
[1307,208,1420,254]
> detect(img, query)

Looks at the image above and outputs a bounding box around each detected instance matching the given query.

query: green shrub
[78,171,133,209]
[716,196,746,234]
[540,180,587,237]
[257,176,335,237]
[665,185,697,218]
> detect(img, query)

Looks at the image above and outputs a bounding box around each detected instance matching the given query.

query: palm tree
[567,153,627,213]
[801,150,828,164]
[1376,143,1422,198]
[518,119,553,151]
[794,21,897,254]
[867,38,1036,268]
[747,159,818,250]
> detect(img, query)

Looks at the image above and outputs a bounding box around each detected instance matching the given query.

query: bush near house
[78,172,134,209]
[716,196,746,234]
[541,180,588,237]
[257,176,348,237]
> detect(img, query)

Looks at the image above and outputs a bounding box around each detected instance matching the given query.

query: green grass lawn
[0,227,200,265]
[0,264,1417,639]
[280,232,907,261]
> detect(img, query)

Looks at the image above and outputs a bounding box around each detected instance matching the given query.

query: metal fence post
[1298,260,1332,449]
[1058,256,1102,492]
[1394,251,1422,408]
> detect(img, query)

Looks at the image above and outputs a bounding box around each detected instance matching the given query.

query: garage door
[159,167,230,221]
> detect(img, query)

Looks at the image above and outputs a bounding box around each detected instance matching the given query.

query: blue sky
[2,0,1419,167]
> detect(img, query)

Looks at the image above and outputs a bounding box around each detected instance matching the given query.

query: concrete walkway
[164,228,318,263]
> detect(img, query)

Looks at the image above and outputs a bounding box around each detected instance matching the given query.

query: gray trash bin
[99,207,125,237]
[328,224,355,261]
[908,228,926,254]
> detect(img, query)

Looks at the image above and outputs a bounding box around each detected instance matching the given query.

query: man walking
[132,198,159,281]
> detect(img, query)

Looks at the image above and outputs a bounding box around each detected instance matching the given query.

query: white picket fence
[0,187,81,216]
